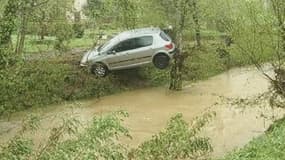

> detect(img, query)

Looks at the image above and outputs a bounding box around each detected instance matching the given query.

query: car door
[125,36,154,66]
[105,38,137,69]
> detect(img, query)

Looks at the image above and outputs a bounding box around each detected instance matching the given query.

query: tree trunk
[192,0,201,47]
[40,32,45,40]
[169,49,185,91]
[15,14,28,55]
[169,31,183,90]
[281,25,285,52]
[40,11,47,40]
[169,11,186,91]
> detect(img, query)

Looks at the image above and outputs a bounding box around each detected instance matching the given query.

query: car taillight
[165,43,174,50]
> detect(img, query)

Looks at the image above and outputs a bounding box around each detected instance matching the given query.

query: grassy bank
[0,57,158,116]
[221,118,285,160]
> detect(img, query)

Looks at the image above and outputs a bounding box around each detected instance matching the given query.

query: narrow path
[0,66,284,158]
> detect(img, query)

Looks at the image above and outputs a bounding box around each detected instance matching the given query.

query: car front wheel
[153,54,170,69]
[91,63,108,77]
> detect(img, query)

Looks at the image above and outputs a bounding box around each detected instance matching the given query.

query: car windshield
[98,36,118,52]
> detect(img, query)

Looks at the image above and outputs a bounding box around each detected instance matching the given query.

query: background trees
[0,0,18,67]
[86,0,137,29]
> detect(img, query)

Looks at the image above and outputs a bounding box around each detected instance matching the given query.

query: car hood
[80,48,100,66]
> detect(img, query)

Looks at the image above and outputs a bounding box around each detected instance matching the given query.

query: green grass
[11,35,94,53]
[221,118,285,160]
[183,30,226,41]
[10,29,121,54]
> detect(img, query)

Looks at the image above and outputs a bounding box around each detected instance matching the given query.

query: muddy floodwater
[0,66,284,158]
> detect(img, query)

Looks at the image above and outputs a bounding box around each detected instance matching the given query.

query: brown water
[0,66,284,158]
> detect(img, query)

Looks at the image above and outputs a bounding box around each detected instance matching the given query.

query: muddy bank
[0,66,284,158]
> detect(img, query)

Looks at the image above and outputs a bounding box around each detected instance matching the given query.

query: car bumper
[80,63,88,67]
[169,48,177,55]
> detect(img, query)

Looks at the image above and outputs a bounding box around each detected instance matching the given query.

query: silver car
[80,27,176,77]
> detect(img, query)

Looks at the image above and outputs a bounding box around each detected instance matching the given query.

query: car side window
[135,36,153,48]
[113,39,136,53]
[111,36,153,53]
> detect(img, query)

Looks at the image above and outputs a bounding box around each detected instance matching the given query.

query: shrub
[0,112,131,160]
[53,22,74,51]
[0,60,121,116]
[132,113,214,160]
[73,23,85,39]
[0,112,214,160]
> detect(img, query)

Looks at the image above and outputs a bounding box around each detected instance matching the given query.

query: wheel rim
[94,65,106,76]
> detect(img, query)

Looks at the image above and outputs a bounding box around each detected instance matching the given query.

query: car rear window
[160,31,171,41]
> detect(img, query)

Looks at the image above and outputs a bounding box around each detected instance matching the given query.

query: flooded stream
[0,66,284,158]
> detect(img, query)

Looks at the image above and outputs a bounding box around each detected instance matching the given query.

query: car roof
[117,27,161,41]
[99,27,162,52]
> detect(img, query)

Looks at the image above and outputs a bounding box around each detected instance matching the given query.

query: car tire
[153,54,170,69]
[91,63,108,77]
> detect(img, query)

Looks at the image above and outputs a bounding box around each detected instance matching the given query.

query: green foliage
[0,0,18,67]
[0,112,131,160]
[183,44,227,81]
[53,22,74,51]
[39,111,130,160]
[86,0,137,29]
[0,47,14,67]
[0,114,40,160]
[20,114,41,133]
[132,113,214,160]
[0,60,102,115]
[0,0,8,16]
[226,1,276,64]
[138,65,170,86]
[0,0,18,46]
[73,23,85,38]
[116,0,137,29]
[0,111,214,160]
[0,137,33,160]
[222,117,285,160]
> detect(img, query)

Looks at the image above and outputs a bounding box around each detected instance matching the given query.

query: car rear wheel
[153,54,170,69]
[91,63,108,77]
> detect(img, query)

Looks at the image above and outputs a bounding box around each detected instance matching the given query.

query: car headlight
[80,51,91,66]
